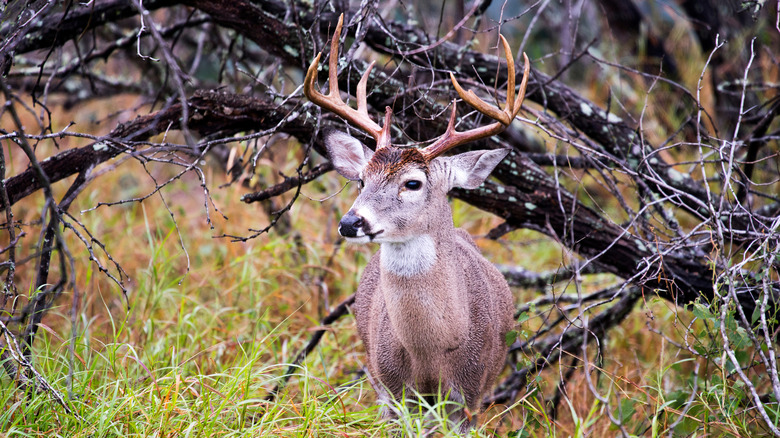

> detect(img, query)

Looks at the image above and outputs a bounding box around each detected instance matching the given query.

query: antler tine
[502,36,516,119]
[422,36,531,160]
[326,13,342,99]
[356,61,373,116]
[514,52,530,115]
[303,14,392,148]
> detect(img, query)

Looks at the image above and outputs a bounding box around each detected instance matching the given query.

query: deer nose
[339,211,365,238]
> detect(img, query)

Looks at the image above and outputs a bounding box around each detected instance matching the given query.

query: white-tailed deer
[304,16,528,432]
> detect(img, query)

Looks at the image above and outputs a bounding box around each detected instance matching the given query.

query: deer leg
[443,387,477,433]
[364,368,401,420]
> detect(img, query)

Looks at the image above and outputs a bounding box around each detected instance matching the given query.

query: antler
[303,14,393,149]
[421,36,530,160]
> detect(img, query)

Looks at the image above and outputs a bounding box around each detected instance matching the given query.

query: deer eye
[404,180,422,191]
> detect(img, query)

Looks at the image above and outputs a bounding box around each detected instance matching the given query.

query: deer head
[305,15,529,246]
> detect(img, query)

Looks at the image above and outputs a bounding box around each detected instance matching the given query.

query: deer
[303,15,529,432]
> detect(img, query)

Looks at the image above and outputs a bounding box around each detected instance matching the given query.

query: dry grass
[1,72,769,437]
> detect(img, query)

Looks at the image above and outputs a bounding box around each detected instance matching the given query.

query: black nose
[339,211,364,237]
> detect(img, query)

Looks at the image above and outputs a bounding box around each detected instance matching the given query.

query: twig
[241,162,334,203]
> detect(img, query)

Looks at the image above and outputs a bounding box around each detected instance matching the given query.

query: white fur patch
[352,206,378,232]
[380,235,437,277]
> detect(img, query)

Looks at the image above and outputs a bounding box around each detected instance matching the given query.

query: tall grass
[1,113,766,437]
[0,145,531,436]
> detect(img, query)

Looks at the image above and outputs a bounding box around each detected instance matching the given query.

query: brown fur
[323,134,514,432]
[353,229,514,422]
[351,153,514,432]
[364,147,428,178]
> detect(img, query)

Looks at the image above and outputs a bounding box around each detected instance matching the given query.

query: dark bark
[0,0,180,60]
[241,162,334,204]
[1,90,305,208]
[679,0,764,132]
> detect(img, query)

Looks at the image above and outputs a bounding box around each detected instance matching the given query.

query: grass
[2,82,777,437]
[0,144,538,436]
[1,143,772,437]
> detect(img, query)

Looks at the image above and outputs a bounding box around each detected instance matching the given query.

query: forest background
[1,0,779,436]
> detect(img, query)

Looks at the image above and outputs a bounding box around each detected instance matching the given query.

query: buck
[304,16,528,432]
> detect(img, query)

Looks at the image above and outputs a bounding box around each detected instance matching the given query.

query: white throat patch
[380,235,437,277]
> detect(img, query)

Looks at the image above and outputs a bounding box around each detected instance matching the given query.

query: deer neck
[378,194,453,278]
[378,223,471,356]
[379,234,437,277]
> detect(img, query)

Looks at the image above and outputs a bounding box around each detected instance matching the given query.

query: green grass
[1,169,770,437]
[2,126,774,437]
[0,160,528,436]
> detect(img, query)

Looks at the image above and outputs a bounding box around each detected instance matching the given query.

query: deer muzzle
[338,209,384,241]
[338,210,366,238]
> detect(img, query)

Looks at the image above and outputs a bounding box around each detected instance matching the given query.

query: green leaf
[505,330,518,346]
[617,398,637,424]
[752,301,762,325]
[692,301,715,321]
[517,311,530,324]
[508,428,532,438]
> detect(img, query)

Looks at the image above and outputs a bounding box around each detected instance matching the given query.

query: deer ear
[442,148,510,190]
[324,130,374,181]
